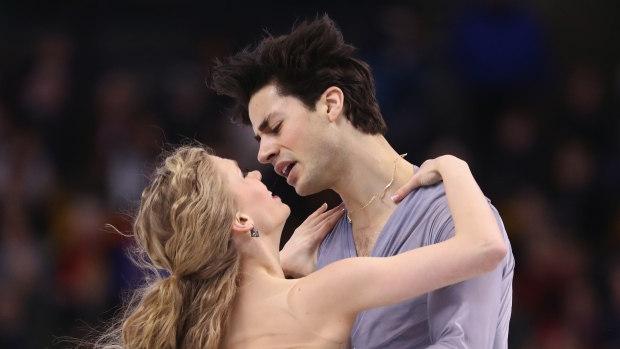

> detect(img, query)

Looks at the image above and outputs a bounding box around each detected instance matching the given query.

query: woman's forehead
[210,155,239,171]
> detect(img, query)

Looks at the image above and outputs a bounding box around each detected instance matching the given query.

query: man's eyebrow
[254,113,277,142]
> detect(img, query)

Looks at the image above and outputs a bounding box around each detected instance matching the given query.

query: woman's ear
[232,213,254,234]
[323,86,344,122]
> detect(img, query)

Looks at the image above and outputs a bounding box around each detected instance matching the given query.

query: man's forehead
[248,84,274,107]
[249,91,275,122]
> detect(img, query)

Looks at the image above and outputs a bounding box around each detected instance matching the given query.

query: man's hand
[280,203,345,278]
[391,158,445,203]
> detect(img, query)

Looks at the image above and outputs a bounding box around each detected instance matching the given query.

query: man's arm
[287,157,508,344]
[427,264,504,348]
[426,205,511,349]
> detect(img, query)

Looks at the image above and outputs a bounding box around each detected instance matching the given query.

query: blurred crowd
[0,1,619,348]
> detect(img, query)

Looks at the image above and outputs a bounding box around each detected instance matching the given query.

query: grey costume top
[316,180,514,349]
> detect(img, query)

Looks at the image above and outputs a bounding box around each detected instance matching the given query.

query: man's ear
[323,86,344,122]
[232,213,254,234]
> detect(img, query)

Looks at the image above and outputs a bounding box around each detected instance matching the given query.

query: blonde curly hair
[96,146,240,349]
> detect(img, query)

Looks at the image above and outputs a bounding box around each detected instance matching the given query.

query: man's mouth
[283,162,297,177]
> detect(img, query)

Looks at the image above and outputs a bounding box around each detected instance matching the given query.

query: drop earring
[250,227,259,237]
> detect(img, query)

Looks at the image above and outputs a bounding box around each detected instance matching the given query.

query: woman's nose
[249,170,262,180]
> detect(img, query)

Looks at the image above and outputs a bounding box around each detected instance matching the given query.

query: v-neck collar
[343,164,418,258]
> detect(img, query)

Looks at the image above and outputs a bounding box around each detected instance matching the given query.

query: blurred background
[0,0,619,348]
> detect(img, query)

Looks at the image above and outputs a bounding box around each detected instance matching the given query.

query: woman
[99,145,506,349]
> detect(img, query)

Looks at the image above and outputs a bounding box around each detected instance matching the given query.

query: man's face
[248,84,339,196]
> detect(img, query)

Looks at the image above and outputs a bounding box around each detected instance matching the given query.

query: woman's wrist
[436,155,468,176]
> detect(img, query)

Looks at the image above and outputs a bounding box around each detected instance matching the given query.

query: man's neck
[333,134,414,229]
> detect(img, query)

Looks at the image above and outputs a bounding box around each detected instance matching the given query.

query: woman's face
[211,155,290,233]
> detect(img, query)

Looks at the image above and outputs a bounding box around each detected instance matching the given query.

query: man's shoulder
[393,181,449,218]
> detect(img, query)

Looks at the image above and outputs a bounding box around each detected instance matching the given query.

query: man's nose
[257,138,278,164]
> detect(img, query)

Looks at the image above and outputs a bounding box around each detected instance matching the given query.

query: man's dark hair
[211,15,387,135]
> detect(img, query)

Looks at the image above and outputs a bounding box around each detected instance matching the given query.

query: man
[212,15,514,349]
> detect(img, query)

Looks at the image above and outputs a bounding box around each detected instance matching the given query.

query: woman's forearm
[436,156,507,271]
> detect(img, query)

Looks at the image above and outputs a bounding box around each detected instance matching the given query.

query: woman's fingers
[391,176,421,203]
[315,209,345,239]
[391,159,444,203]
[307,202,329,220]
[301,203,343,229]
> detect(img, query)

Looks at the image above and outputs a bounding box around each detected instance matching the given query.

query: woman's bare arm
[286,156,508,341]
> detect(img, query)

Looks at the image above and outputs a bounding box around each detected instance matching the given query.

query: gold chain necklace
[347,153,407,224]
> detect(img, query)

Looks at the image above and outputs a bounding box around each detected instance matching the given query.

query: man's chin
[293,185,310,196]
[293,181,321,197]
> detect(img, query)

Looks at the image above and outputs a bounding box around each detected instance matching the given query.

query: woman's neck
[236,229,285,286]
